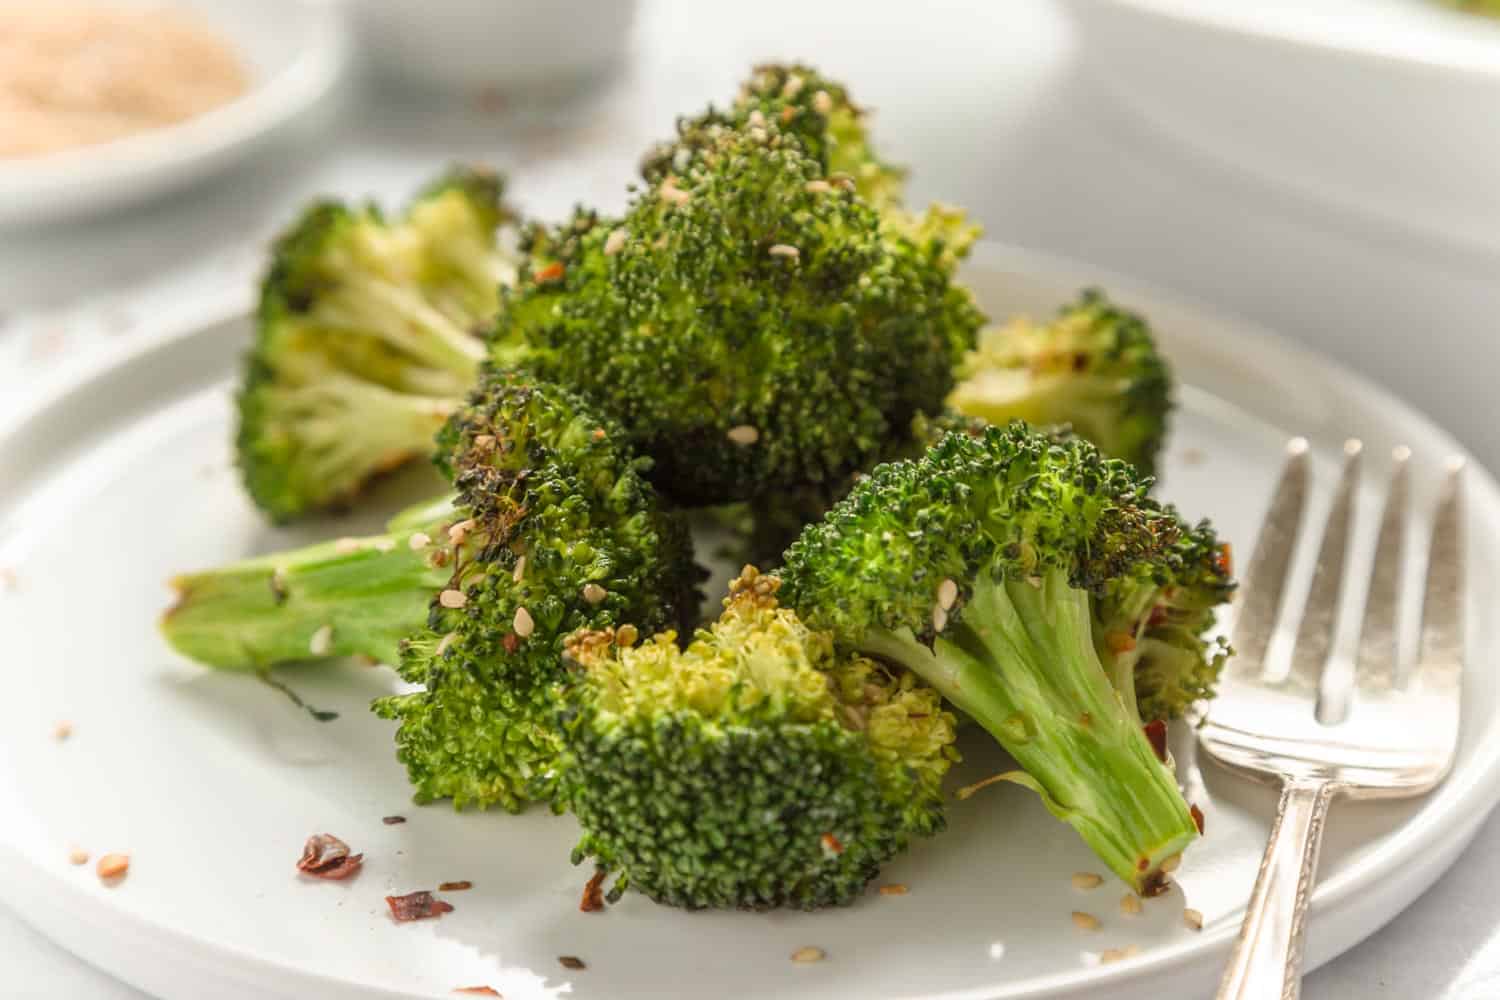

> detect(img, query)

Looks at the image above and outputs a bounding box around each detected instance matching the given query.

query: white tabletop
[5,2,1500,997]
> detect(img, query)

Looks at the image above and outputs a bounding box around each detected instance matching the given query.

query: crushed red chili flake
[382,815,406,825]
[439,880,473,892]
[535,261,565,283]
[1143,720,1168,764]
[502,633,521,654]
[558,956,586,971]
[580,869,607,912]
[453,988,501,997]
[1215,542,1234,577]
[385,891,454,922]
[820,832,845,855]
[296,834,363,881]
[1190,803,1206,835]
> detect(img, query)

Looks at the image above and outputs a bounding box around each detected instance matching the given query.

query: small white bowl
[1059,0,1500,259]
[352,0,639,94]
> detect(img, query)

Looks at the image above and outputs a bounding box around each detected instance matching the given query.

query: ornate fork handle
[1216,779,1340,1000]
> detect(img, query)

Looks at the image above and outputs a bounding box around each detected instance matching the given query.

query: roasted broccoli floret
[560,568,957,910]
[165,370,699,811]
[779,422,1232,891]
[948,290,1173,476]
[492,125,984,505]
[238,166,520,522]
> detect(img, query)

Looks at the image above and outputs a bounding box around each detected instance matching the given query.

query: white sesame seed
[582,583,607,605]
[1071,872,1102,890]
[435,632,458,656]
[309,625,333,656]
[1100,946,1139,964]
[812,90,833,114]
[334,537,360,555]
[768,244,800,259]
[1120,893,1142,915]
[659,178,690,206]
[52,720,72,741]
[1071,911,1100,931]
[790,946,825,964]
[1183,908,1203,931]
[938,578,959,611]
[68,847,89,866]
[782,75,805,99]
[448,520,475,546]
[408,532,431,551]
[804,179,832,194]
[932,604,948,633]
[439,589,467,609]
[96,853,129,880]
[513,606,535,638]
[603,229,627,256]
[727,425,760,446]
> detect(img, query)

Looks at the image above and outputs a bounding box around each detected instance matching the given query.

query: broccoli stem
[318,276,485,379]
[160,533,449,671]
[859,567,1198,891]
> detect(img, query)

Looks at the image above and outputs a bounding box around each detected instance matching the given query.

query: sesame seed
[726,424,760,446]
[1120,893,1142,915]
[68,847,89,865]
[1100,946,1139,964]
[932,605,948,633]
[659,178,690,205]
[435,632,458,656]
[812,90,833,114]
[1071,911,1100,931]
[790,946,825,964]
[309,625,333,656]
[1071,872,1102,890]
[938,578,959,611]
[334,537,360,555]
[1160,853,1181,874]
[768,244,800,259]
[782,75,805,99]
[804,179,832,194]
[513,606,535,638]
[879,883,908,896]
[512,556,526,583]
[448,520,475,546]
[1183,908,1203,931]
[409,532,431,551]
[615,624,638,647]
[603,229,627,256]
[52,720,72,741]
[582,583,607,604]
[96,853,129,881]
[439,589,467,609]
[558,956,586,970]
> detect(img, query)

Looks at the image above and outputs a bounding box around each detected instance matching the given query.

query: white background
[4,2,1499,996]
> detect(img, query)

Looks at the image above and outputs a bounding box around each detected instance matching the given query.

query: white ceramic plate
[0,0,349,228]
[1059,0,1500,259]
[0,245,1495,1000]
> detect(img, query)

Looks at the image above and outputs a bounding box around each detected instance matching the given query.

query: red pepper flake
[382,815,406,825]
[439,880,473,892]
[453,988,501,997]
[1214,542,1233,577]
[1107,632,1137,654]
[385,890,453,922]
[1143,719,1168,764]
[1190,803,1206,835]
[502,633,521,655]
[297,834,363,881]
[1147,603,1169,628]
[820,832,845,856]
[535,261,565,283]
[580,869,607,912]
[558,956,586,971]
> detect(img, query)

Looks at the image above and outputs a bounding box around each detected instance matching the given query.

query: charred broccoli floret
[779,422,1232,891]
[949,290,1173,476]
[492,125,984,505]
[238,166,520,522]
[165,370,699,811]
[560,568,957,910]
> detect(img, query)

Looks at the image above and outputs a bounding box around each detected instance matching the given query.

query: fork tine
[1228,438,1312,676]
[1413,457,1466,693]
[1286,439,1362,693]
[1354,447,1411,693]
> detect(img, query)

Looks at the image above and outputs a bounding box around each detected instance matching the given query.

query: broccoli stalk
[780,422,1233,891]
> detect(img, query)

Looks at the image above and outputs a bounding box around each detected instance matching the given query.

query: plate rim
[2,241,1497,999]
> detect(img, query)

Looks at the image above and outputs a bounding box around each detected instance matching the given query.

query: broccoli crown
[493,125,984,505]
[948,289,1173,477]
[238,167,517,521]
[374,372,700,811]
[779,422,1231,891]
[559,569,956,910]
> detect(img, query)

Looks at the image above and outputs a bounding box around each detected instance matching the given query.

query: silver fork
[1202,437,1466,1000]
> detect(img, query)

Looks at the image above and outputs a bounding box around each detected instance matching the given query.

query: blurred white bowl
[353,0,638,93]
[1059,0,1500,258]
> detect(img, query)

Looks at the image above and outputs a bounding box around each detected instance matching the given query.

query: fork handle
[1215,778,1338,1000]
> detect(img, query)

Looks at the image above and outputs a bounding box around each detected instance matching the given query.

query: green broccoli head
[948,289,1173,477]
[559,568,957,910]
[493,125,984,505]
[779,422,1232,891]
[238,167,519,522]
